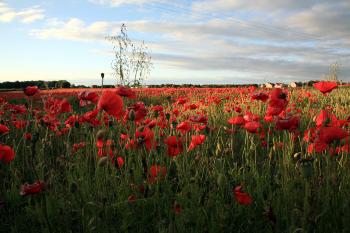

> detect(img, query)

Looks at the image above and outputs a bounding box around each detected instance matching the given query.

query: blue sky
[1,0,349,86]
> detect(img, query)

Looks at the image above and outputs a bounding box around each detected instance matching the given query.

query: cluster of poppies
[0,81,349,207]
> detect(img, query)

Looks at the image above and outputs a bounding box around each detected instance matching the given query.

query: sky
[0,0,349,86]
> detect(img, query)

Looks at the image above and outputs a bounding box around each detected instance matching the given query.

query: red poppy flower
[234,106,242,113]
[116,86,136,99]
[72,142,86,154]
[81,109,100,126]
[125,139,136,150]
[148,165,167,183]
[165,136,183,157]
[96,139,114,158]
[12,120,27,129]
[228,116,245,125]
[173,108,180,116]
[266,89,288,116]
[0,124,9,135]
[125,102,148,122]
[243,112,260,122]
[188,134,206,151]
[264,115,274,123]
[78,91,99,106]
[313,81,337,94]
[318,127,348,144]
[24,86,39,96]
[23,133,32,140]
[150,165,167,178]
[270,88,287,101]
[10,104,27,114]
[0,145,15,164]
[186,103,198,110]
[20,180,45,196]
[275,116,300,131]
[315,110,339,127]
[117,156,124,168]
[173,202,182,214]
[307,140,328,153]
[58,99,72,114]
[176,97,187,105]
[98,90,123,118]
[152,105,163,112]
[128,194,137,203]
[44,97,72,115]
[251,92,269,102]
[193,123,206,132]
[176,121,192,134]
[189,115,208,124]
[136,127,155,151]
[233,186,252,205]
[303,127,317,142]
[146,119,157,128]
[244,121,262,133]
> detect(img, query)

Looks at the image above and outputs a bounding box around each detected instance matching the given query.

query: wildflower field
[1,82,350,233]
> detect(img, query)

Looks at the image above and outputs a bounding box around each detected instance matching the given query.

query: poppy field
[1,82,350,232]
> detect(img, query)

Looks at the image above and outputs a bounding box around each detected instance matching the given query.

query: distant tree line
[0,80,346,90]
[0,80,73,89]
[146,84,260,88]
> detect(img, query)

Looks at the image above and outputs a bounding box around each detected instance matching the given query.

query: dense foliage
[0,80,72,90]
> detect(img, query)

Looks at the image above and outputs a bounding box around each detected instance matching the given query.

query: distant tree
[325,62,341,82]
[106,24,152,87]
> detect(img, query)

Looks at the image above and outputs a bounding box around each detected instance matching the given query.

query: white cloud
[89,0,162,7]
[192,0,336,14]
[0,2,44,24]
[31,18,118,41]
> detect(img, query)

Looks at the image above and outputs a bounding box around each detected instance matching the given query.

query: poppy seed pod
[96,129,108,140]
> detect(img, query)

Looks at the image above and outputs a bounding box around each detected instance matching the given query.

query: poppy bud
[166,113,171,120]
[128,110,135,121]
[293,152,302,160]
[217,173,227,188]
[96,129,107,141]
[98,156,108,167]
